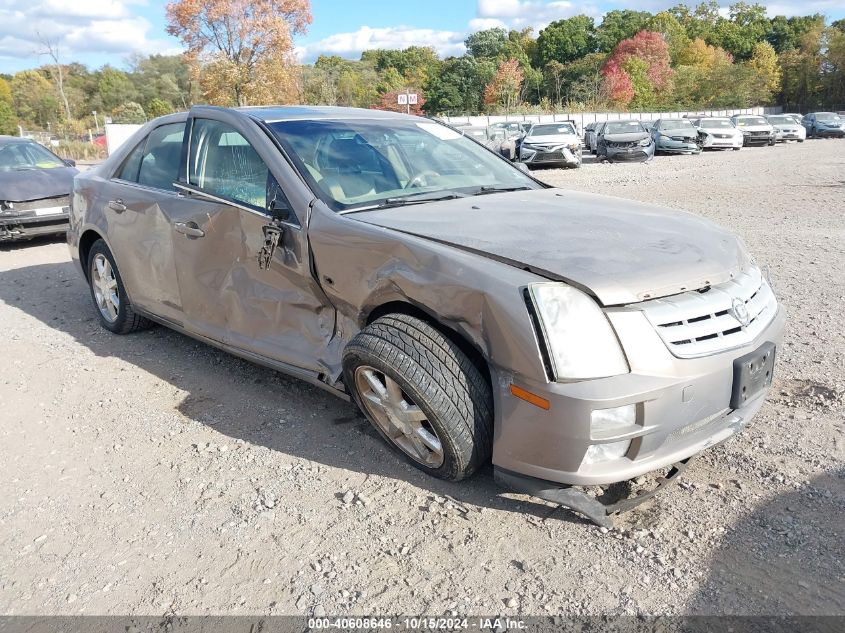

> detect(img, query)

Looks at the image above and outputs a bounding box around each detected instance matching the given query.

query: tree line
[1,1,843,145]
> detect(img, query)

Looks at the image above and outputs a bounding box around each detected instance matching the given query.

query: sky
[1,0,844,74]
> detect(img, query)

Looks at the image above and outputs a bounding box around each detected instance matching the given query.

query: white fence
[444,106,782,134]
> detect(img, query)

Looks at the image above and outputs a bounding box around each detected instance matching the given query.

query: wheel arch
[363,300,494,390]
[78,228,106,281]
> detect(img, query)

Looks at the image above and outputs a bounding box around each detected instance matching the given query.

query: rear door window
[116,123,185,190]
[138,124,185,190]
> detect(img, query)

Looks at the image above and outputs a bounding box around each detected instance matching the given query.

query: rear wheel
[343,314,493,481]
[87,239,152,334]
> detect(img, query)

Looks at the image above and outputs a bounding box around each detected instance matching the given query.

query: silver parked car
[766,115,806,142]
[68,106,784,525]
[730,115,776,146]
[518,122,582,168]
[650,119,702,154]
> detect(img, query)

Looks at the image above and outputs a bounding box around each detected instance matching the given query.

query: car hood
[660,129,698,138]
[735,124,772,132]
[603,132,650,143]
[353,189,749,306]
[0,166,77,202]
[524,134,579,145]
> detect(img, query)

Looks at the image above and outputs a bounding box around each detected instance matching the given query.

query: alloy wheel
[91,253,119,322]
[354,366,445,468]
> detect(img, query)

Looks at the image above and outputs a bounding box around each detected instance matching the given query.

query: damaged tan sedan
[69,106,784,526]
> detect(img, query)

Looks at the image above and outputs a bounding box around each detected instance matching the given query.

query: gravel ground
[1,140,843,617]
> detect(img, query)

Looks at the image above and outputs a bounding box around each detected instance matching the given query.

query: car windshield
[767,116,791,124]
[268,118,540,212]
[735,116,767,126]
[530,123,576,136]
[659,120,695,131]
[700,119,733,128]
[816,112,841,121]
[604,121,644,134]
[0,142,66,172]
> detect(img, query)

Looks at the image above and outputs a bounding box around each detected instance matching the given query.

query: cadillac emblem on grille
[730,297,751,327]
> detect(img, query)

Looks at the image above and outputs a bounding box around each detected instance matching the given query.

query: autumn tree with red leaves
[483,58,524,113]
[601,30,673,108]
[166,0,312,106]
[372,89,426,115]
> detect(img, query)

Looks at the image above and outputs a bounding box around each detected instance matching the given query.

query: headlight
[638,138,651,147]
[528,283,629,380]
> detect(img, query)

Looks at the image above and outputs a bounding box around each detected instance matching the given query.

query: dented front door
[170,115,334,374]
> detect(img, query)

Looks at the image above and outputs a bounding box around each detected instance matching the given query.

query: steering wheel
[404,170,440,189]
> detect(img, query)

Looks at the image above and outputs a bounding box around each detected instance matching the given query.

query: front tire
[87,239,152,334]
[343,314,493,481]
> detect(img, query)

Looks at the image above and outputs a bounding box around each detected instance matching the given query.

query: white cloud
[474,0,598,31]
[0,0,178,64]
[296,26,466,62]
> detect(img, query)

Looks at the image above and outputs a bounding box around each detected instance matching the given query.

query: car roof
[0,136,41,146]
[211,105,423,123]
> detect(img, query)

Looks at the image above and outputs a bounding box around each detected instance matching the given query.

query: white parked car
[766,115,806,142]
[730,115,776,147]
[692,118,744,150]
[518,122,582,168]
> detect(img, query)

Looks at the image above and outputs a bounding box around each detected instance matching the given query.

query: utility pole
[92,111,100,134]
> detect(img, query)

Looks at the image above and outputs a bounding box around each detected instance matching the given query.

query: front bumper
[0,211,70,241]
[519,146,581,167]
[603,145,654,162]
[701,134,743,149]
[813,127,845,138]
[655,137,700,153]
[742,133,774,146]
[774,130,805,142]
[492,306,786,486]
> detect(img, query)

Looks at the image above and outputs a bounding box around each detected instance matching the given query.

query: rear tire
[343,314,493,482]
[87,239,153,334]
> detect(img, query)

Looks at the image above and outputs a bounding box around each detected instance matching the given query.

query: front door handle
[174,221,205,238]
[108,199,126,213]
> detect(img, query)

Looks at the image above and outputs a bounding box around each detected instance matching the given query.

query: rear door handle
[108,199,126,213]
[174,221,205,238]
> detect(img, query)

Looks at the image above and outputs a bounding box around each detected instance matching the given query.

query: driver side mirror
[64,158,76,167]
[269,196,293,222]
[266,176,296,225]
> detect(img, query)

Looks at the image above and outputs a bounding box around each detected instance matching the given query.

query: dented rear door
[103,121,187,324]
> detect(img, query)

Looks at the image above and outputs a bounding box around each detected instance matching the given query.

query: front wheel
[87,239,152,334]
[343,314,493,481]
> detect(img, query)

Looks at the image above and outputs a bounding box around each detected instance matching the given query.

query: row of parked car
[456,111,844,168]
[580,112,843,164]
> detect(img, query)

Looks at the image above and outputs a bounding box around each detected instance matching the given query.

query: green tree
[464,28,509,59]
[537,16,596,66]
[644,11,691,62]
[146,98,174,118]
[11,70,58,128]
[596,10,651,53]
[711,2,771,61]
[111,101,147,124]
[767,15,825,53]
[0,101,16,135]
[0,77,11,105]
[97,67,138,111]
[422,56,496,115]
[747,41,780,101]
